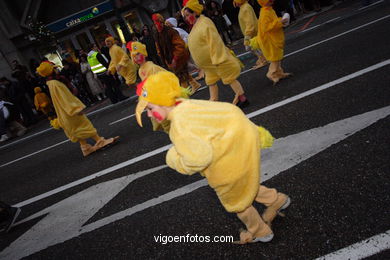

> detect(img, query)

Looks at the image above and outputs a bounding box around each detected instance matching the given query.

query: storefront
[40,0,182,66]
[45,1,143,64]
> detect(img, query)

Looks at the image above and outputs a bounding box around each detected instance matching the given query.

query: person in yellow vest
[33,87,55,120]
[135,71,291,244]
[233,0,268,69]
[105,36,138,87]
[182,0,249,108]
[87,43,128,104]
[248,0,292,85]
[36,62,119,157]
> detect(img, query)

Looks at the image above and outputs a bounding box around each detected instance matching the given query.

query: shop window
[111,21,125,45]
[91,23,111,49]
[76,32,91,53]
[58,39,77,62]
[123,10,143,39]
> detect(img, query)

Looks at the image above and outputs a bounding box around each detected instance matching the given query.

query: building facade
[0,0,182,77]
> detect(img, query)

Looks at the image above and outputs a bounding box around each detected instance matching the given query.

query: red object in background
[126,41,133,52]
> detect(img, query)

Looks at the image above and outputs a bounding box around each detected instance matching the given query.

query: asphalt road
[0,1,389,259]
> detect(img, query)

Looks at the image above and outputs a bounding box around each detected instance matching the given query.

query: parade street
[0,1,389,259]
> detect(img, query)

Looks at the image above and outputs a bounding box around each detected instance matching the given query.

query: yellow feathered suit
[184,0,246,105]
[106,37,138,86]
[34,87,54,119]
[36,62,119,157]
[135,71,290,244]
[235,0,267,68]
[250,0,291,84]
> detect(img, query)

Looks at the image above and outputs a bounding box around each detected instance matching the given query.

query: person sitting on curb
[135,71,291,244]
[36,61,119,157]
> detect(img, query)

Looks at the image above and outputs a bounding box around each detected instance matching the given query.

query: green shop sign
[47,1,113,33]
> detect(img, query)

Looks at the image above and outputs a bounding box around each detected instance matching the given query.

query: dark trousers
[97,73,127,104]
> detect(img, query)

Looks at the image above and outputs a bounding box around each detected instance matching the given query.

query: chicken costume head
[135,71,182,127]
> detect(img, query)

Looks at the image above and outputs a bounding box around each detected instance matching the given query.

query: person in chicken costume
[233,0,268,69]
[182,0,249,107]
[36,62,119,157]
[152,13,201,95]
[129,41,172,132]
[105,36,138,87]
[135,71,290,244]
[33,87,55,120]
[128,41,167,81]
[248,0,291,85]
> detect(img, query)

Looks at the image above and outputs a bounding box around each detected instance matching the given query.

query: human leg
[266,61,280,85]
[208,84,219,101]
[229,80,249,108]
[236,205,274,244]
[255,185,291,226]
[79,139,96,157]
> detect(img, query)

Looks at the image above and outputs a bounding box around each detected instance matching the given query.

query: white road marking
[358,0,384,11]
[285,14,390,58]
[10,60,390,206]
[3,58,388,209]
[299,17,340,33]
[0,140,69,168]
[315,230,390,260]
[3,105,390,259]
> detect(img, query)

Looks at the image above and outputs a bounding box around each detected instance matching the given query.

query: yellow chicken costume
[36,62,119,157]
[184,0,248,107]
[234,0,268,69]
[129,41,167,81]
[130,41,170,132]
[250,0,291,85]
[105,36,138,86]
[135,71,291,244]
[34,87,55,120]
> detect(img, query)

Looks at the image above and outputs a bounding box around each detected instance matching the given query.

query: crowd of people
[1,0,341,236]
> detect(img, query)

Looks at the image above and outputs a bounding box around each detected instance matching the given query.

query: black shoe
[236,99,250,109]
[0,207,21,233]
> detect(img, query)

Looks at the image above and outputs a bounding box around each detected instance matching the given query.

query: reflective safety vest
[87,52,107,74]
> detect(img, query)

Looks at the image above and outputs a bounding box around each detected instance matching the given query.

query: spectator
[0,77,37,126]
[205,0,233,46]
[140,25,162,66]
[87,43,128,104]
[79,55,105,102]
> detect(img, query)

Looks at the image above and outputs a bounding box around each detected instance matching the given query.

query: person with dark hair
[0,201,20,233]
[182,0,249,107]
[205,0,233,45]
[140,25,162,66]
[152,13,200,93]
